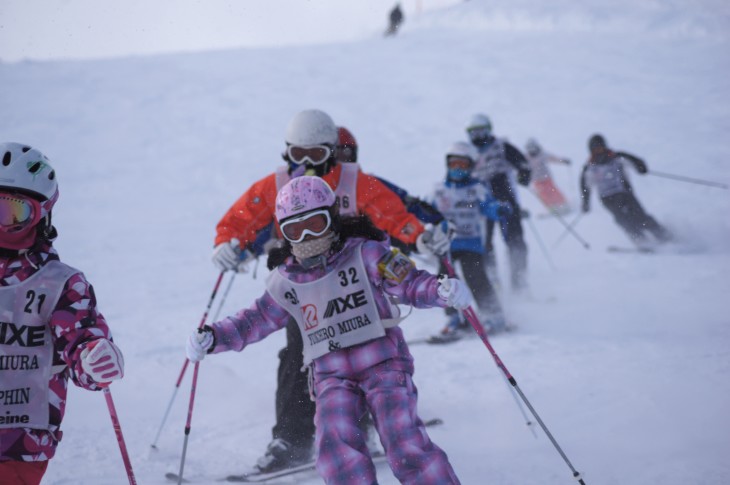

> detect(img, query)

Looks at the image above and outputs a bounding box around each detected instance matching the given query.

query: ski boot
[428,314,471,344]
[481,313,507,334]
[255,438,313,473]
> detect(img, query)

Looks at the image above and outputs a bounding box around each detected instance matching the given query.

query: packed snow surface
[1,1,729,484]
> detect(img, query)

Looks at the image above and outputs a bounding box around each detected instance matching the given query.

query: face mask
[291,231,337,261]
[448,168,470,181]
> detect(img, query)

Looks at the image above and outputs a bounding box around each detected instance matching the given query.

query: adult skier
[190,176,463,485]
[466,114,531,291]
[525,138,571,215]
[211,110,451,473]
[430,142,512,342]
[0,143,124,484]
[580,134,672,245]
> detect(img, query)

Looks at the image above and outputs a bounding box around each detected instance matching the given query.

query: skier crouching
[580,134,672,246]
[188,176,463,485]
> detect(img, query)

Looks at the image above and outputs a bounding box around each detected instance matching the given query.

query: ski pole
[647,170,728,189]
[500,373,538,439]
[151,271,228,450]
[104,388,137,485]
[440,258,535,435]
[176,271,229,483]
[441,257,586,483]
[552,213,584,249]
[177,360,201,485]
[527,188,591,250]
[524,215,557,271]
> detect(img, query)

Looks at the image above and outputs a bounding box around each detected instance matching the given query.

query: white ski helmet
[285,109,338,146]
[446,141,478,162]
[466,113,493,133]
[525,138,541,155]
[0,142,59,214]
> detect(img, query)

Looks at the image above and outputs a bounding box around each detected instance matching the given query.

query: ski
[224,418,443,482]
[164,472,197,483]
[224,452,386,483]
[409,323,517,346]
[166,419,443,483]
[607,245,655,254]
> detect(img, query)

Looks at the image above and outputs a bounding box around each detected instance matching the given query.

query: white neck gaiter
[291,232,337,261]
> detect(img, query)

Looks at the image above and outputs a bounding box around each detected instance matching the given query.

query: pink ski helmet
[275,176,336,222]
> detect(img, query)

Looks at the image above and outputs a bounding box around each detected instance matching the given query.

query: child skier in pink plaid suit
[187,176,468,484]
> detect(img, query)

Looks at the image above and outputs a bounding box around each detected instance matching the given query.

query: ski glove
[186,327,215,362]
[437,276,471,310]
[483,200,513,221]
[416,222,454,257]
[517,168,531,186]
[212,238,251,273]
[80,339,124,387]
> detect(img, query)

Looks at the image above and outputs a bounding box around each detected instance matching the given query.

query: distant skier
[385,3,404,36]
[212,110,451,474]
[0,143,124,484]
[580,134,672,245]
[524,138,571,215]
[466,113,531,291]
[430,142,512,342]
[190,176,463,485]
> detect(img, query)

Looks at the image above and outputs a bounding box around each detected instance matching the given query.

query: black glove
[517,168,531,186]
[581,200,590,213]
[636,163,648,174]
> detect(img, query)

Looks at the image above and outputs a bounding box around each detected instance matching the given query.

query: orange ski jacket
[215,163,425,250]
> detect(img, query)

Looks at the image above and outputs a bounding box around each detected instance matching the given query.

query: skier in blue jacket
[430,142,512,342]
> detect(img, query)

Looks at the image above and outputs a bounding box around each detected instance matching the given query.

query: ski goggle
[286,145,333,166]
[467,126,491,140]
[446,156,473,170]
[279,209,332,243]
[0,193,41,233]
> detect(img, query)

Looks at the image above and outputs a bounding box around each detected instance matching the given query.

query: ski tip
[165,472,190,483]
[607,245,655,254]
[425,335,461,345]
[423,417,444,426]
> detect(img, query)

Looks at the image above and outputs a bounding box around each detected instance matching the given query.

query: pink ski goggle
[0,192,41,233]
[279,209,332,243]
[286,145,333,166]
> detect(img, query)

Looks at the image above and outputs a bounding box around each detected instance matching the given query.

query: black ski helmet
[588,134,607,152]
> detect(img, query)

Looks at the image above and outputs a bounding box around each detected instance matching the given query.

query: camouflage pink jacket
[0,245,112,462]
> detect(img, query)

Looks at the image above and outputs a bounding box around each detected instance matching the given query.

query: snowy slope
[1,1,729,484]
